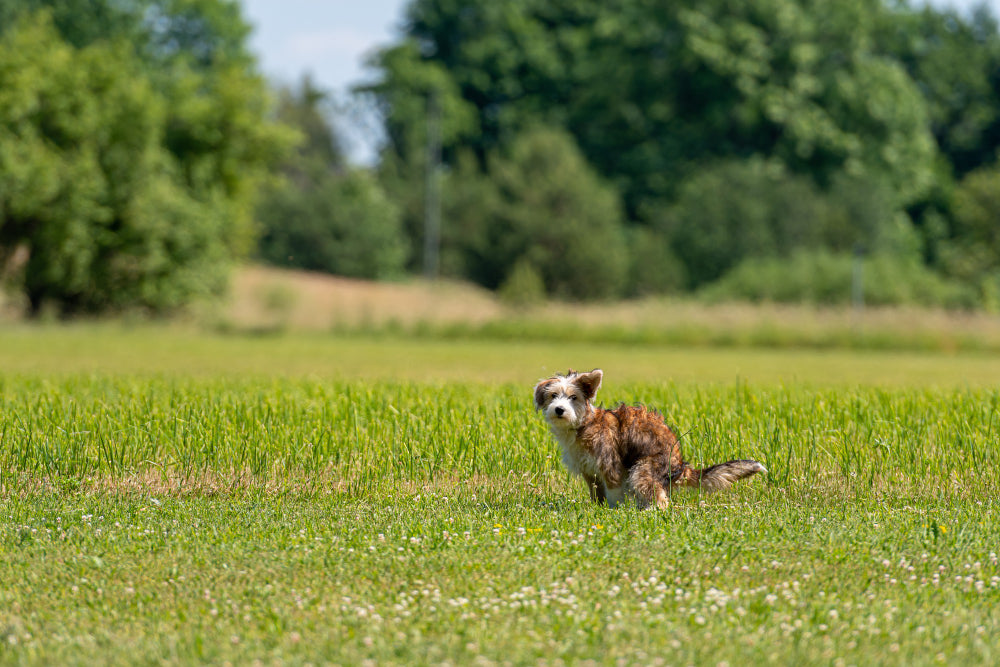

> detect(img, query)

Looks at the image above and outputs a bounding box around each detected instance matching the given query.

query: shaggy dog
[534,369,765,509]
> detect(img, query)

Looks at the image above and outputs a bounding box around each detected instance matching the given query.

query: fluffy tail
[675,459,767,492]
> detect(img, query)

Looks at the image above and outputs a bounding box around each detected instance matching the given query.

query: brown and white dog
[534,369,766,509]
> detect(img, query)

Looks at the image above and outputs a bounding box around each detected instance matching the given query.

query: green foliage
[375,0,939,217]
[362,0,1000,306]
[0,0,147,50]
[937,165,1000,309]
[656,159,832,287]
[255,79,408,280]
[0,16,216,312]
[948,166,1000,269]
[456,127,629,300]
[364,43,481,275]
[876,4,1000,178]
[7,0,1000,311]
[0,0,254,66]
[363,40,477,165]
[655,158,932,289]
[398,128,631,299]
[269,76,345,174]
[435,151,503,279]
[257,169,407,280]
[702,249,977,309]
[0,6,289,315]
[497,257,546,307]
[625,226,686,297]
[674,0,937,205]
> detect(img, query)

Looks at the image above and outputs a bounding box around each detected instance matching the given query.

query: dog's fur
[534,368,765,509]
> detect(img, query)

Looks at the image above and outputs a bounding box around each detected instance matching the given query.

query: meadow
[2,325,1000,665]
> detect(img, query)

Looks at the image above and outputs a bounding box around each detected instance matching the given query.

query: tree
[937,165,1000,308]
[876,4,1000,178]
[255,78,408,280]
[372,0,939,219]
[0,0,254,66]
[657,159,833,287]
[873,4,1000,274]
[257,170,407,280]
[449,127,630,300]
[0,6,288,315]
[362,40,478,271]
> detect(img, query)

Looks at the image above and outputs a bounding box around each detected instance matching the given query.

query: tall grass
[3,375,998,501]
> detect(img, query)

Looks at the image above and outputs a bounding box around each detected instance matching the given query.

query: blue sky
[242,0,406,92]
[239,0,1000,162]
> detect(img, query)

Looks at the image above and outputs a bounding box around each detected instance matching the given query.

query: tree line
[354,0,1000,308]
[2,0,1000,315]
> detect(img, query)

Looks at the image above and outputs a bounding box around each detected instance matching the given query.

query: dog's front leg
[586,474,606,504]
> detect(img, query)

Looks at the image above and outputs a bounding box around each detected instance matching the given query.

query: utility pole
[423,90,441,281]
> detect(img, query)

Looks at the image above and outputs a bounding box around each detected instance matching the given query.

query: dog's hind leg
[629,459,670,510]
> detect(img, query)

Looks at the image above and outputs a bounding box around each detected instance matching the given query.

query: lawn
[1,327,999,665]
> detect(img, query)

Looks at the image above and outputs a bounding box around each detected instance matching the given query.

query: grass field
[2,326,1000,665]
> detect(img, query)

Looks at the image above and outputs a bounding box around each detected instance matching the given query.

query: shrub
[625,227,686,297]
[937,166,1000,309]
[438,127,629,300]
[256,169,408,280]
[657,159,837,288]
[497,258,546,307]
[657,158,918,290]
[702,250,977,309]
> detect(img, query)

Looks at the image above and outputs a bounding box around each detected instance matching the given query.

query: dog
[534,368,765,509]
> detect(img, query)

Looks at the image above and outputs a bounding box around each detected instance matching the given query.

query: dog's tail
[674,459,767,492]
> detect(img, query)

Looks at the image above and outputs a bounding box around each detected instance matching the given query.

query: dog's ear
[533,379,555,411]
[575,369,603,401]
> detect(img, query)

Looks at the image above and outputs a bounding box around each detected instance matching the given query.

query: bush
[936,166,1000,309]
[497,258,546,307]
[492,127,630,300]
[257,169,408,280]
[658,159,838,288]
[657,158,919,290]
[702,250,977,309]
[625,227,686,297]
[438,127,629,300]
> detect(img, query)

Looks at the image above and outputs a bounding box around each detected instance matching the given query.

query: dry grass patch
[226,265,502,330]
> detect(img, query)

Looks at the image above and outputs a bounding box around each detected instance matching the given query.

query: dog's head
[533,368,603,430]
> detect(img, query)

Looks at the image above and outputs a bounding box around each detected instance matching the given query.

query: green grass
[4,493,999,665]
[4,323,1000,386]
[2,327,1000,664]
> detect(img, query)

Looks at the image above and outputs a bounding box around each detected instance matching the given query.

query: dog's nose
[554,406,564,417]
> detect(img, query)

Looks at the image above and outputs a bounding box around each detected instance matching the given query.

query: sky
[239,0,1000,163]
[241,0,409,162]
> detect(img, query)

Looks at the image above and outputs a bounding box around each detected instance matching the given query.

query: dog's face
[534,369,603,430]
